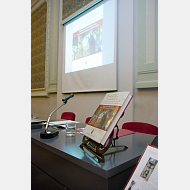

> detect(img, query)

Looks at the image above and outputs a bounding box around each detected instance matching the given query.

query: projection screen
[62,0,117,93]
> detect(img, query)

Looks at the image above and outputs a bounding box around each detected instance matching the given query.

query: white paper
[124,145,158,190]
[31,119,46,123]
[49,120,79,125]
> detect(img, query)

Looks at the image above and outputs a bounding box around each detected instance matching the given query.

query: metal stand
[40,94,74,139]
[80,125,128,163]
[40,102,66,138]
[111,125,128,149]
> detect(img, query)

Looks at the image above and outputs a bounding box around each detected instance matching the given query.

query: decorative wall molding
[31,0,46,12]
[138,69,158,75]
[31,88,49,97]
[48,0,59,93]
[135,0,158,88]
[31,1,48,96]
[31,0,59,97]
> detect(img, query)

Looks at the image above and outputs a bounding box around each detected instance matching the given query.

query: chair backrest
[85,117,91,124]
[61,112,76,121]
[122,122,158,135]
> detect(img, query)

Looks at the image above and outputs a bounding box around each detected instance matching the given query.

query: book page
[124,144,158,190]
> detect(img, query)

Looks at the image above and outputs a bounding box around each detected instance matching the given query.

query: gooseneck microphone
[40,93,74,139]
[62,93,74,103]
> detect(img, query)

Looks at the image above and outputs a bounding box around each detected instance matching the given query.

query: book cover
[124,144,158,190]
[82,92,132,145]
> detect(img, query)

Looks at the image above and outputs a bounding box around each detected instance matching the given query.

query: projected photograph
[89,108,118,131]
[140,157,158,181]
[72,23,102,60]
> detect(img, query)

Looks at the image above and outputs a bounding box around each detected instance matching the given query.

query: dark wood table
[31,122,157,190]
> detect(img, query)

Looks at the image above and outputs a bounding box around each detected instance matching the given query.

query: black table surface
[31,122,156,179]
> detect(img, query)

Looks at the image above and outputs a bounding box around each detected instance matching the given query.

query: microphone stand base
[40,131,59,139]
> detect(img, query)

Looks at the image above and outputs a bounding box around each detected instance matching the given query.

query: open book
[82,92,133,145]
[124,144,158,190]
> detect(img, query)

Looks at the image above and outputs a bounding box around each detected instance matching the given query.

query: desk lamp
[40,93,74,139]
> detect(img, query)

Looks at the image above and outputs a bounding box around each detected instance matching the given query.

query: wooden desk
[31,123,157,190]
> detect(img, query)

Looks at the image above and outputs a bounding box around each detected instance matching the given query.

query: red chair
[85,117,91,124]
[122,122,158,135]
[61,112,76,121]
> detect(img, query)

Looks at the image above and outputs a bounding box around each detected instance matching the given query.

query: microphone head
[62,93,74,102]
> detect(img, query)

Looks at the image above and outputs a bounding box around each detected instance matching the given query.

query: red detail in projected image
[72,19,103,61]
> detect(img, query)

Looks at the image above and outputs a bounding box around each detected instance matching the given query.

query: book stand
[80,125,128,163]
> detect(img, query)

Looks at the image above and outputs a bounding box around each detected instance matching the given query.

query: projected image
[72,24,102,60]
[67,5,104,73]
[62,0,117,93]
[65,1,116,74]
